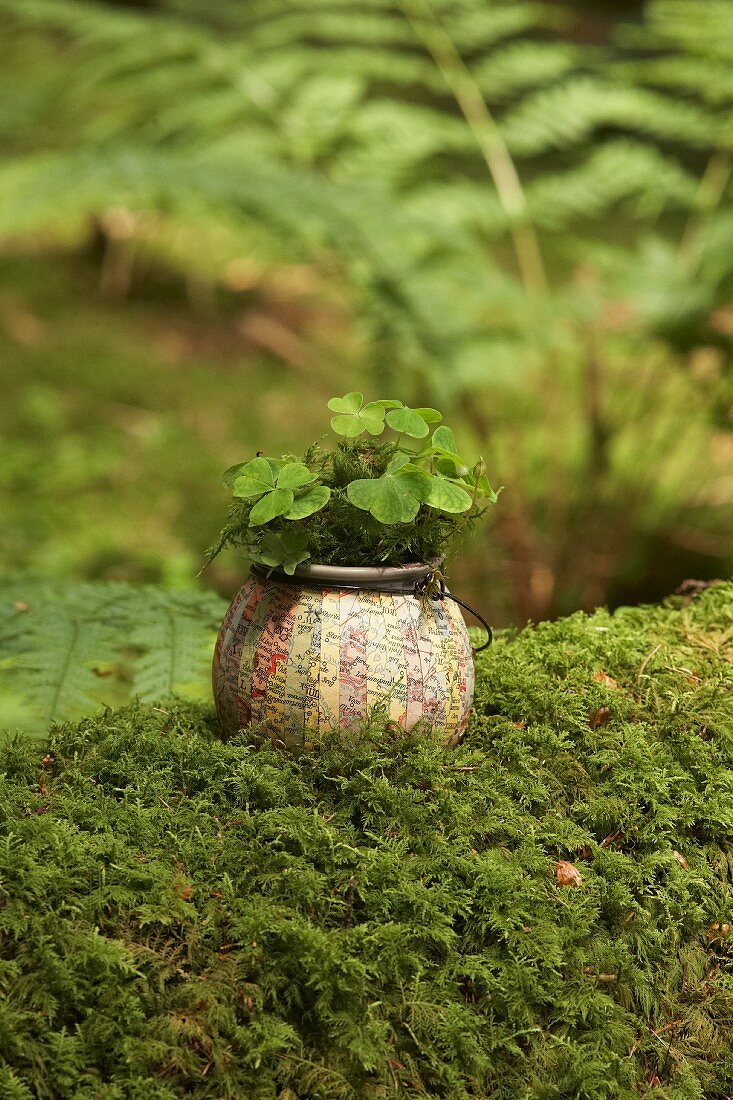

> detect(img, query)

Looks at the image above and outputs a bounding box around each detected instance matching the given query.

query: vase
[212,561,474,750]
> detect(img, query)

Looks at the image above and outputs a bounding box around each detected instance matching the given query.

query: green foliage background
[1,0,732,625]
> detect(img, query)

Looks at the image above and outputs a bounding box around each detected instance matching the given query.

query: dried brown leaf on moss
[554,860,583,887]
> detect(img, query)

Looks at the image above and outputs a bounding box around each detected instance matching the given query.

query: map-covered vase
[212,562,474,750]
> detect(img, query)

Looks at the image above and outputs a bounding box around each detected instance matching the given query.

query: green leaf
[347,463,431,524]
[232,457,277,498]
[248,488,294,525]
[329,394,401,438]
[471,474,502,503]
[0,578,225,736]
[257,529,310,574]
[284,484,331,519]
[425,476,473,513]
[385,406,431,438]
[432,425,458,454]
[422,426,470,477]
[385,453,412,474]
[327,391,363,414]
[330,413,371,438]
[436,456,469,478]
[222,462,246,490]
[361,412,390,436]
[413,407,442,424]
[276,462,316,490]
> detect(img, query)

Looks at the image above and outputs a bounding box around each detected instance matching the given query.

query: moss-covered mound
[1,585,732,1099]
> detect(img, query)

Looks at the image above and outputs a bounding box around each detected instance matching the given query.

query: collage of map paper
[213,575,474,750]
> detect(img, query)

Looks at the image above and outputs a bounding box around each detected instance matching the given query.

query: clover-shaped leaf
[231,457,276,498]
[223,457,283,491]
[284,484,331,520]
[248,489,291,525]
[431,425,459,456]
[276,463,316,490]
[424,476,473,513]
[347,455,431,524]
[256,529,310,575]
[232,460,320,526]
[418,425,468,477]
[385,405,441,439]
[414,407,442,425]
[328,392,401,438]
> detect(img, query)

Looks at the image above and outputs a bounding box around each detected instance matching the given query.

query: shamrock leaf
[256,529,310,575]
[328,392,401,438]
[224,457,283,490]
[276,463,316,490]
[347,455,431,524]
[284,484,331,520]
[424,476,473,513]
[249,488,293,525]
[232,457,276,498]
[431,425,459,455]
[232,461,320,526]
[418,425,469,477]
[385,405,442,439]
[414,407,443,425]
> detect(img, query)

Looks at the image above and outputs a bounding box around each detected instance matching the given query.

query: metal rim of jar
[249,559,441,593]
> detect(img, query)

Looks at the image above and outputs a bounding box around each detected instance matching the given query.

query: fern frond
[612,57,733,107]
[470,40,581,100]
[0,0,732,392]
[127,589,224,703]
[646,0,733,62]
[502,76,720,156]
[0,579,133,736]
[0,579,226,736]
[527,140,698,228]
[422,2,563,52]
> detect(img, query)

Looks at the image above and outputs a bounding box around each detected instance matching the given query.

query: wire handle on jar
[414,571,493,654]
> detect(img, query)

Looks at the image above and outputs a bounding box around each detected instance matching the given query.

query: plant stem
[678,111,733,272]
[401,0,547,296]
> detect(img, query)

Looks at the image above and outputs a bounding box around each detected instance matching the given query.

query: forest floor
[1,582,732,1097]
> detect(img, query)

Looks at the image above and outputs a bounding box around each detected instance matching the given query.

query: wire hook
[415,572,493,653]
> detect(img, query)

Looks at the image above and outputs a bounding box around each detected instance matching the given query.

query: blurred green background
[1,0,732,626]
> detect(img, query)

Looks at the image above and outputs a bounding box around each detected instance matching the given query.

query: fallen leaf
[588,706,611,729]
[555,860,582,887]
[13,601,30,612]
[593,671,620,689]
[673,850,689,870]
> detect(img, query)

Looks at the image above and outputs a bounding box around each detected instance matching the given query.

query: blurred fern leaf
[0,579,225,737]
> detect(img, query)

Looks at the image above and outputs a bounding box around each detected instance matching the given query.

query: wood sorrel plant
[205,394,500,573]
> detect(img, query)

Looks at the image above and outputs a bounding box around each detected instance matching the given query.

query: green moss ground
[1,585,732,1099]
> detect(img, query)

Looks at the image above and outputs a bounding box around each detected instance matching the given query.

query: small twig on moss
[637,644,663,684]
